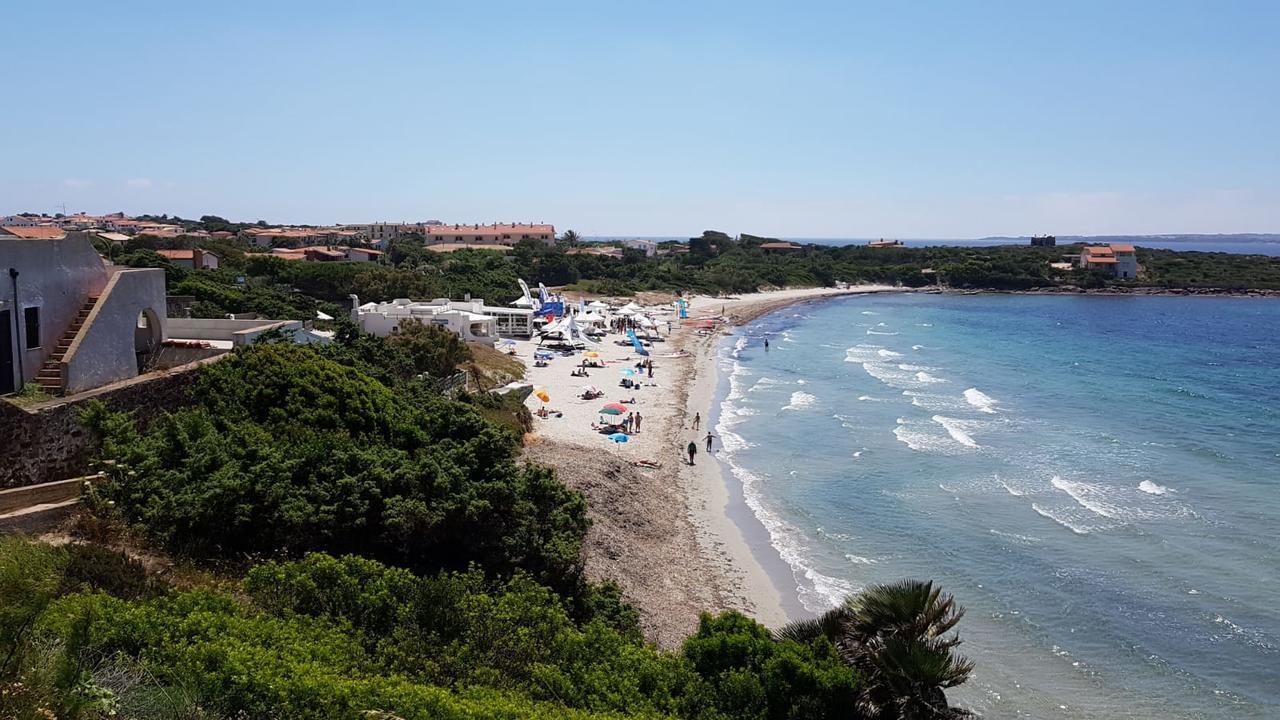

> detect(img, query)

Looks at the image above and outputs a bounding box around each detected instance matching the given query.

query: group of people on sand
[685,412,716,464]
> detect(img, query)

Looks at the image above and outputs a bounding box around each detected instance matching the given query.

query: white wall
[0,235,110,389]
[62,268,167,394]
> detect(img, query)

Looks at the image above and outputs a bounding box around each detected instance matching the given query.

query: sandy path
[519,286,900,646]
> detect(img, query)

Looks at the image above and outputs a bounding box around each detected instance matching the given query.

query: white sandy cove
[520,286,901,628]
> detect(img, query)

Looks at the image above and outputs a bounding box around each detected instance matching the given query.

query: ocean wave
[989,529,1042,544]
[730,463,856,612]
[912,344,926,350]
[897,363,929,371]
[916,371,946,384]
[796,379,807,385]
[866,330,899,336]
[1050,476,1126,520]
[1031,503,1094,535]
[732,336,748,357]
[932,415,979,448]
[877,349,903,358]
[844,345,883,363]
[893,419,948,453]
[748,376,785,392]
[917,323,933,327]
[1138,480,1171,495]
[783,391,817,411]
[856,395,878,402]
[998,478,1025,497]
[860,311,877,315]
[846,554,878,565]
[963,387,999,413]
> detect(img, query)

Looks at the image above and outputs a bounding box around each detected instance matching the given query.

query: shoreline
[519,285,899,646]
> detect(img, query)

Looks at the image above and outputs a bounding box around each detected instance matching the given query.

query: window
[23,306,40,349]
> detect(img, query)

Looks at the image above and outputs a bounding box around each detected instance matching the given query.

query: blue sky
[3,1,1277,237]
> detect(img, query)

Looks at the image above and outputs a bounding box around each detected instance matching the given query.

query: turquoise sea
[713,293,1279,719]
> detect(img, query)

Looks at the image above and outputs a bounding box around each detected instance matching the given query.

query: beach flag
[627,329,649,357]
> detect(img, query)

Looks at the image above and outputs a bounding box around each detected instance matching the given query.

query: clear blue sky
[3,1,1277,237]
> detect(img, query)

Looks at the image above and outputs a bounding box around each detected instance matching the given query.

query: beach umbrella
[498,338,517,346]
[534,349,554,360]
[584,351,600,358]
[608,433,629,443]
[600,403,627,415]
[534,387,550,403]
[622,368,636,377]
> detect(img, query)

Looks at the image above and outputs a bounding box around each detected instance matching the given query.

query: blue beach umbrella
[608,433,629,443]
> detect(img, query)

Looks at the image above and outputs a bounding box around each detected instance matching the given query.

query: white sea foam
[964,387,999,413]
[846,554,878,565]
[852,451,863,458]
[857,395,877,402]
[1138,480,1171,495]
[897,363,929,371]
[893,419,947,453]
[932,415,979,448]
[876,322,888,327]
[1051,476,1125,520]
[844,345,882,363]
[796,379,807,385]
[1031,503,1093,535]
[728,461,856,612]
[877,349,902,358]
[916,371,946,384]
[783,391,817,411]
[861,310,877,315]
[999,479,1025,497]
[989,529,1043,544]
[748,376,784,392]
[912,344,925,350]
[867,330,899,336]
[917,323,933,327]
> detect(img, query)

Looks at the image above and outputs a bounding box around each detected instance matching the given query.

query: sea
[712,292,1280,719]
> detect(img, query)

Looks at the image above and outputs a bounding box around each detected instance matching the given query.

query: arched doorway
[135,308,161,371]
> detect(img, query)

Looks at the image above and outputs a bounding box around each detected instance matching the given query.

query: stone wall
[0,357,218,489]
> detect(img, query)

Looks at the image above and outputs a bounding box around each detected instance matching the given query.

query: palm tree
[558,229,581,245]
[775,580,974,719]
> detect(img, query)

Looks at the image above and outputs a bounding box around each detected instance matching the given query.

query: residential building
[0,215,43,228]
[156,248,220,270]
[268,246,381,262]
[426,243,513,254]
[1,226,66,240]
[565,246,622,258]
[868,239,904,248]
[1030,235,1057,247]
[1,232,167,396]
[1076,244,1138,279]
[759,241,802,253]
[622,238,658,257]
[424,223,555,246]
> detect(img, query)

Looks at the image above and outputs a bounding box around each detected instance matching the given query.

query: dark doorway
[1,309,14,394]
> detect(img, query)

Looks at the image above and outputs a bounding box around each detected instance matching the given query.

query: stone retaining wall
[0,357,219,489]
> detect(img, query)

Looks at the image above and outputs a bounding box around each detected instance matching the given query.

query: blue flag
[628,330,649,357]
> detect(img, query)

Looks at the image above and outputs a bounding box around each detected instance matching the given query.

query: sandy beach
[519,285,901,646]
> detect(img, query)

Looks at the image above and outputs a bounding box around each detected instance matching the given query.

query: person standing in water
[692,412,700,430]
[686,441,697,465]
[705,431,717,452]
[764,337,770,351]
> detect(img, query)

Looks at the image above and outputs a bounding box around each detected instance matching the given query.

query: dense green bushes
[83,344,588,591]
[3,543,865,720]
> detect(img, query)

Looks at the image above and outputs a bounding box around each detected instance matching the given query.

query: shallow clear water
[715,293,1280,719]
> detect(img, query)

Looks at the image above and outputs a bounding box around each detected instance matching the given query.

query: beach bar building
[352,296,536,344]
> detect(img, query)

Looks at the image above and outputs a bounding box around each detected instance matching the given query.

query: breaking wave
[932,415,979,448]
[783,391,818,411]
[1139,480,1171,495]
[964,387,999,413]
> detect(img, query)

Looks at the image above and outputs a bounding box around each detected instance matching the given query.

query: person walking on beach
[686,441,697,465]
[633,411,642,433]
[647,361,653,379]
[692,412,700,430]
[705,431,717,452]
[764,337,770,351]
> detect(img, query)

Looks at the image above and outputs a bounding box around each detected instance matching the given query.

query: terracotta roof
[1085,256,1118,264]
[156,249,195,260]
[1,226,66,239]
[759,242,801,249]
[1082,246,1115,256]
[1108,244,1136,253]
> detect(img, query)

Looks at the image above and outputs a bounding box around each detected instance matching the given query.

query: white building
[1,232,167,396]
[353,297,500,345]
[622,238,658,257]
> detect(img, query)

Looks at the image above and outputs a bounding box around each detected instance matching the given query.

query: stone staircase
[34,295,98,396]
[0,474,103,533]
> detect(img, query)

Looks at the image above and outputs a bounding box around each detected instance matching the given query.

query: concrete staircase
[34,295,98,396]
[0,474,102,533]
